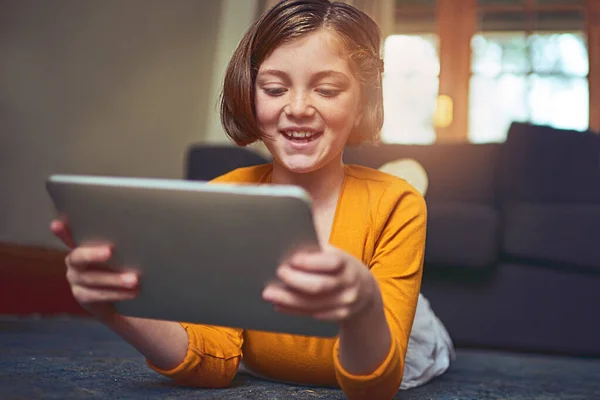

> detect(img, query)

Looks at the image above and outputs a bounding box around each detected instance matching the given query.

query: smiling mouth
[281,131,322,142]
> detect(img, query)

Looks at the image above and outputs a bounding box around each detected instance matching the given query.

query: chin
[278,155,322,174]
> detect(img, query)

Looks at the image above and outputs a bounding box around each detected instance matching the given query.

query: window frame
[390,0,599,142]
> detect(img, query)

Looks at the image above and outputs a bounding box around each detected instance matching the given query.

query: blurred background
[1,0,599,360]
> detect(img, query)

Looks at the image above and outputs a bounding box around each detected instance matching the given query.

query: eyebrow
[257,69,351,84]
[257,69,290,82]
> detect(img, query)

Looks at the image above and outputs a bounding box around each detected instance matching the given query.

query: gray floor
[1,317,599,399]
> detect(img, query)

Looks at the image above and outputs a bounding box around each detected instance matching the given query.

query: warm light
[434,95,453,128]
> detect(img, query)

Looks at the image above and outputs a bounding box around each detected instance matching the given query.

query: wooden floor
[0,242,86,315]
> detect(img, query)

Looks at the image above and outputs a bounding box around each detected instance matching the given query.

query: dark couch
[186,123,600,356]
[343,122,600,356]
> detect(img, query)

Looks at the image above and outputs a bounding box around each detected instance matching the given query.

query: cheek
[319,98,361,131]
[255,93,281,128]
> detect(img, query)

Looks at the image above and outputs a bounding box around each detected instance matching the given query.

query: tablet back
[46,175,338,337]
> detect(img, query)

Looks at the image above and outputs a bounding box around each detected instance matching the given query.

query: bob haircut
[220,0,384,146]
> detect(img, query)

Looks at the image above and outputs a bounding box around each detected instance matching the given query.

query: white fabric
[400,293,455,390]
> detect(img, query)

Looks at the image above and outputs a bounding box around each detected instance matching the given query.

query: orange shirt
[148,164,426,400]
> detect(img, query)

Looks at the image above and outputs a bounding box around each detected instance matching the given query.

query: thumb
[50,218,76,249]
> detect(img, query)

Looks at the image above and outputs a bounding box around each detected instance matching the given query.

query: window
[469,30,589,143]
[381,34,439,144]
[381,0,597,144]
[381,0,439,144]
[469,30,589,142]
[469,1,590,142]
[527,32,588,130]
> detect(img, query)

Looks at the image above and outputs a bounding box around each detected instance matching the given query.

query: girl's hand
[50,218,138,322]
[262,246,379,324]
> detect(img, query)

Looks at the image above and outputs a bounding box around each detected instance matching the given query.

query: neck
[271,157,346,207]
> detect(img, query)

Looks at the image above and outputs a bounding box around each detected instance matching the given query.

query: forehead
[259,29,352,73]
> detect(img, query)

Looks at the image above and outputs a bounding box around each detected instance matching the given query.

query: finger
[262,283,339,312]
[50,218,76,249]
[276,264,343,296]
[271,302,352,323]
[272,301,352,322]
[72,285,138,304]
[67,269,138,289]
[66,245,112,269]
[313,307,351,322]
[289,251,345,273]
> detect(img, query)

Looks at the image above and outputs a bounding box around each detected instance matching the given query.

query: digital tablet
[46,174,338,337]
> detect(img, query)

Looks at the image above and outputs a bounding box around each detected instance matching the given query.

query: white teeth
[284,131,315,139]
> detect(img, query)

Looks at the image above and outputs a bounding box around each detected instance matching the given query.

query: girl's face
[255,29,362,174]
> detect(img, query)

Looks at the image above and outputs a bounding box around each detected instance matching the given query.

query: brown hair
[220,0,384,146]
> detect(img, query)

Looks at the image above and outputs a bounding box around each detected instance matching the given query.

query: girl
[51,1,453,399]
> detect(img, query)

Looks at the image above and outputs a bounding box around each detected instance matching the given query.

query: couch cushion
[503,203,600,272]
[344,143,501,204]
[501,123,600,204]
[421,262,600,355]
[425,203,500,269]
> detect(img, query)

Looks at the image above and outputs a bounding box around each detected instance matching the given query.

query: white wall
[0,0,258,248]
[204,0,259,144]
[203,0,271,158]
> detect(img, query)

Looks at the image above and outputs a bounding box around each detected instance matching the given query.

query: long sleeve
[333,184,427,399]
[147,323,244,388]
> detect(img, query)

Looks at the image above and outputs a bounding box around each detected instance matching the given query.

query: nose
[285,91,314,118]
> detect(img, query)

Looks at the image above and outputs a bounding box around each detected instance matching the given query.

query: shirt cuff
[333,337,402,394]
[146,322,203,379]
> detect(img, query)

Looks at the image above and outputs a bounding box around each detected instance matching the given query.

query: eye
[316,87,341,98]
[263,86,287,96]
